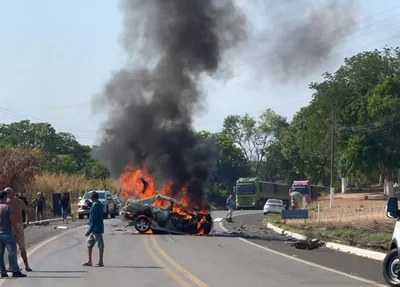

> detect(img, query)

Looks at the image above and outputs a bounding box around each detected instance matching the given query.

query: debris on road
[54,226,68,230]
[288,238,325,250]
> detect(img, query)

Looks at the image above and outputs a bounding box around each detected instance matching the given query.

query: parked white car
[77,190,118,219]
[263,199,285,215]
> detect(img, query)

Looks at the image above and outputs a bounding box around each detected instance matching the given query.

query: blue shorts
[86,234,104,249]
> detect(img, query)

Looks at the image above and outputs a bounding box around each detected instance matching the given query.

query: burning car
[123,194,213,235]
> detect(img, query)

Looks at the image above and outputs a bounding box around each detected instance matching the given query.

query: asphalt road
[24,219,87,250]
[0,211,387,287]
[221,211,388,286]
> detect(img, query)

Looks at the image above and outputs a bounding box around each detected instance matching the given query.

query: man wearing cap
[0,190,26,277]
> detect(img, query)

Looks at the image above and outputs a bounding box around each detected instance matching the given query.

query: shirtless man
[4,187,32,272]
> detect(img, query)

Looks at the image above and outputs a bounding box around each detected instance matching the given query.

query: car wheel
[135,217,151,234]
[103,207,109,219]
[383,248,400,286]
[86,214,90,219]
[78,214,84,220]
[198,222,212,235]
[111,213,116,219]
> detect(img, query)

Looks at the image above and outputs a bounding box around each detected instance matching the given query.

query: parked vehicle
[77,190,118,219]
[382,197,400,286]
[112,195,123,215]
[234,178,289,210]
[263,199,285,215]
[233,177,327,210]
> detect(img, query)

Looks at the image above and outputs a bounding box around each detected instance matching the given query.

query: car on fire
[123,194,213,235]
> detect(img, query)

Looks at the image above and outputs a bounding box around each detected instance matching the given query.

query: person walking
[82,191,104,267]
[225,192,235,222]
[0,190,26,278]
[5,187,32,272]
[59,193,70,222]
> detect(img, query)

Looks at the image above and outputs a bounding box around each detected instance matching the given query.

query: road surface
[0,210,387,287]
[221,212,387,286]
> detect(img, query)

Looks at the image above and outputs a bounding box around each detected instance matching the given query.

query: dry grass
[33,172,120,202]
[309,192,389,212]
[305,192,391,223]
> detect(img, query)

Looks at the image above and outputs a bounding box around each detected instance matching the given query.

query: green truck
[233,177,290,210]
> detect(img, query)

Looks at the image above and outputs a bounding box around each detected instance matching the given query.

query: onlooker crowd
[0,189,72,279]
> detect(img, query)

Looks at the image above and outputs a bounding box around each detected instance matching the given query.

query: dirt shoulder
[264,214,394,253]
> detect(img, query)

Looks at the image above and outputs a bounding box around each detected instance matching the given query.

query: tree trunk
[385,169,395,197]
[379,174,383,187]
[341,177,346,193]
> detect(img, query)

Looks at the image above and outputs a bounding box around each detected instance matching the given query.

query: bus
[234,178,290,209]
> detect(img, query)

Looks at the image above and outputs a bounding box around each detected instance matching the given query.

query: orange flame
[120,165,211,234]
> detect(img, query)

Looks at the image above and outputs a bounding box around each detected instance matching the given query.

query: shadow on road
[30,270,88,273]
[100,265,162,269]
[118,230,291,243]
[22,275,83,279]
[206,232,291,242]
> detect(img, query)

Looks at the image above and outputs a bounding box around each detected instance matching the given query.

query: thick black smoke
[92,0,247,204]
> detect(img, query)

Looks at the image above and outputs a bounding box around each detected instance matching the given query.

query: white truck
[383,197,400,286]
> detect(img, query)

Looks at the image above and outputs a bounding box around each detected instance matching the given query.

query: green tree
[221,109,287,177]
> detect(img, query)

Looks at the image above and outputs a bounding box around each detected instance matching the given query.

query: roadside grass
[263,214,393,252]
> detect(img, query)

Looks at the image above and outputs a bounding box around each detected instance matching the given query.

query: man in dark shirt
[0,191,26,278]
[59,194,70,221]
[31,193,45,221]
[82,191,104,267]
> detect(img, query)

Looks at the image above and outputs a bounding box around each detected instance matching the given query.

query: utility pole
[329,103,335,208]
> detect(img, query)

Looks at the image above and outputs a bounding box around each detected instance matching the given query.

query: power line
[0,108,95,133]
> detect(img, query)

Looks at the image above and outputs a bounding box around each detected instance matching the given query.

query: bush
[0,147,40,193]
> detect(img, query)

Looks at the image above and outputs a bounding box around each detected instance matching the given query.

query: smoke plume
[92,0,247,204]
[247,0,360,82]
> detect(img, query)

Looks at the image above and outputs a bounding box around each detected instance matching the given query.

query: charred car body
[123,194,213,235]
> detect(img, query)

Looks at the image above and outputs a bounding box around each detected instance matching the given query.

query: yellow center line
[142,235,191,287]
[150,235,209,287]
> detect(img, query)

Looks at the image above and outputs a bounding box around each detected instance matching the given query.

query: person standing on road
[82,191,104,267]
[59,193,70,222]
[5,187,32,272]
[0,190,26,278]
[225,192,235,222]
[17,191,29,224]
[31,192,46,221]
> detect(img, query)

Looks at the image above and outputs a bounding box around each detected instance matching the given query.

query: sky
[0,0,400,146]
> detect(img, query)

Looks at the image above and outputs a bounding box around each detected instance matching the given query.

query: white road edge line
[0,225,86,286]
[218,221,386,287]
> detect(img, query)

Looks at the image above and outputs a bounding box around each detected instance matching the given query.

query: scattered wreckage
[286,238,325,250]
[123,193,213,236]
